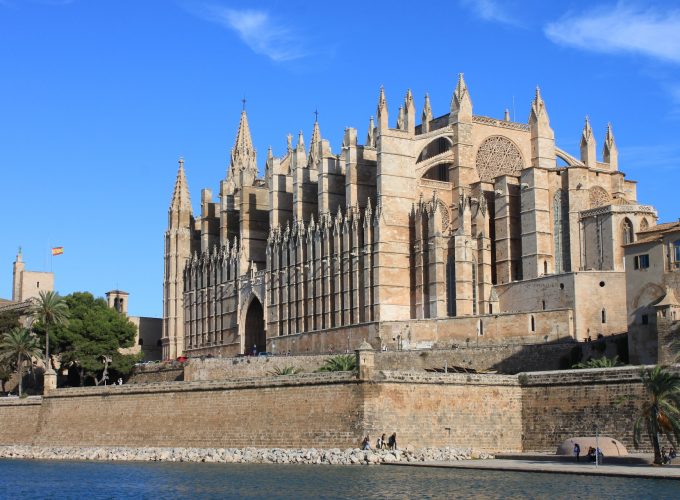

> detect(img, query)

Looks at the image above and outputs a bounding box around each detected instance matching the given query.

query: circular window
[559,283,565,290]
[599,281,605,287]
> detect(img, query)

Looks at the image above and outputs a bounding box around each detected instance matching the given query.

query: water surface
[0,459,677,499]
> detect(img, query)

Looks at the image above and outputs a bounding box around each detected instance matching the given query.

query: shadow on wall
[490,332,629,374]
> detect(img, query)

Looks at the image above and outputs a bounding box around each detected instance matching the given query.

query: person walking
[573,442,581,462]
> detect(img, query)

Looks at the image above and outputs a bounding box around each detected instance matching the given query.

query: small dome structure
[557,437,628,456]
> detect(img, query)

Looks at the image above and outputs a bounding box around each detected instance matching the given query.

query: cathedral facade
[162,75,656,360]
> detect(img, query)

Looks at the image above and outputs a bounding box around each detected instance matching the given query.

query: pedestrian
[380,433,387,450]
[376,435,383,450]
[361,435,371,450]
[573,442,581,462]
[388,432,397,450]
[252,344,257,356]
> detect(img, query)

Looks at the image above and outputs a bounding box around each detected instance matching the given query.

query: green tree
[0,358,13,393]
[0,328,42,397]
[0,309,21,334]
[31,290,69,366]
[626,366,680,465]
[45,292,140,386]
[317,354,357,372]
[572,356,622,369]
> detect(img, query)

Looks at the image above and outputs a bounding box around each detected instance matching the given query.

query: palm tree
[632,366,680,464]
[317,354,357,372]
[0,328,43,397]
[31,291,69,368]
[572,356,622,369]
[269,365,303,376]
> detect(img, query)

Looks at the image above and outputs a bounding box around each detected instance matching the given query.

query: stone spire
[396,105,405,130]
[228,110,258,188]
[377,86,388,131]
[422,93,432,133]
[529,86,550,129]
[286,133,293,154]
[404,89,415,134]
[603,122,618,170]
[296,130,305,152]
[308,118,321,167]
[450,73,472,124]
[170,157,192,212]
[529,86,555,169]
[366,116,375,147]
[580,116,596,168]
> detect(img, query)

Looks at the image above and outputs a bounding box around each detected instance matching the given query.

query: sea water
[0,459,677,499]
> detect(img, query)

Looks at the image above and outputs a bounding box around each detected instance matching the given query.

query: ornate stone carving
[475,136,524,182]
[589,186,611,209]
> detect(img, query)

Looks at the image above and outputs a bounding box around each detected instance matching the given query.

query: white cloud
[189,5,306,62]
[458,0,519,26]
[545,2,680,64]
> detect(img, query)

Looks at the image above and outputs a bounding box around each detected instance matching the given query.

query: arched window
[553,189,571,273]
[543,260,548,275]
[674,239,680,269]
[621,218,634,245]
[640,218,649,231]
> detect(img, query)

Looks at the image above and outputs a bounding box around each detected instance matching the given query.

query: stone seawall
[0,367,670,454]
[520,366,679,452]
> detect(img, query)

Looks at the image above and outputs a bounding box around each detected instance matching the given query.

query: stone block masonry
[0,366,671,453]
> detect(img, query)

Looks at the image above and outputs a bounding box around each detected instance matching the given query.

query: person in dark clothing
[387,432,397,450]
[573,443,581,462]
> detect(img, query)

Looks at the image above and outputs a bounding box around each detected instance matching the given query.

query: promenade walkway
[386,457,680,480]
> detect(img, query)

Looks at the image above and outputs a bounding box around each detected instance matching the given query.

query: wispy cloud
[186,4,307,62]
[458,0,519,26]
[620,144,680,171]
[545,2,680,64]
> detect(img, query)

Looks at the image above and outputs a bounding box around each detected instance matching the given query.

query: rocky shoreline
[0,445,493,465]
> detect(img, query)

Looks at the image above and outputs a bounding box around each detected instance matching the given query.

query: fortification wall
[181,343,579,382]
[1,366,672,453]
[519,366,679,452]
[183,355,330,381]
[0,397,41,445]
[127,364,184,384]
[30,374,362,449]
[365,372,523,452]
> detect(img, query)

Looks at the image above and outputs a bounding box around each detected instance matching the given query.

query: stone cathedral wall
[0,367,667,453]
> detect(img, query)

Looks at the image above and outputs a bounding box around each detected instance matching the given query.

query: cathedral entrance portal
[244,297,265,355]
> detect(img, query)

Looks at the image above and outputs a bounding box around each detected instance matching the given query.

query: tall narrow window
[553,189,571,273]
[674,239,680,269]
[621,218,634,244]
[601,308,607,324]
[530,315,535,332]
[446,255,456,316]
[543,260,548,275]
[472,259,478,315]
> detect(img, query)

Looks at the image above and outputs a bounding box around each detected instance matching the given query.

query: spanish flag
[51,247,64,256]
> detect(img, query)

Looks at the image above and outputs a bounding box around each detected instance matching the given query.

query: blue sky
[1,0,679,317]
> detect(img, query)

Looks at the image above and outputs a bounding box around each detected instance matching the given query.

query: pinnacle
[170,157,191,211]
[233,110,254,157]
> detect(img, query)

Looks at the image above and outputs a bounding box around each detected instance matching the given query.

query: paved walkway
[386,458,680,480]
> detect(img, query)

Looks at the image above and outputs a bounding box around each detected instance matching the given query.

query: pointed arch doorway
[244,297,265,355]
